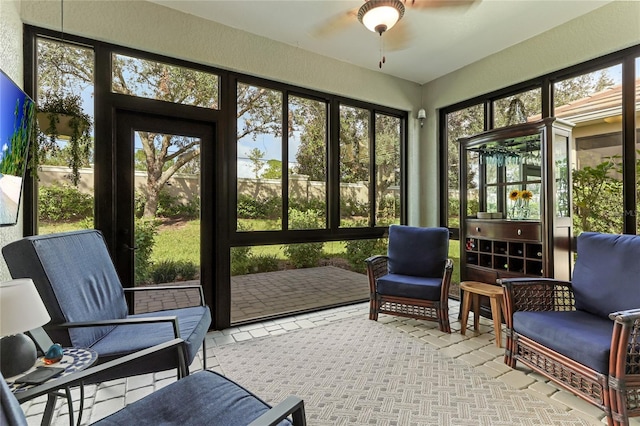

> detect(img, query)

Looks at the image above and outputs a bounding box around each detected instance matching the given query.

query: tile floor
[19,300,640,426]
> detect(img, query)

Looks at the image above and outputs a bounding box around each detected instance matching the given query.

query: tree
[37,40,283,217]
[290,97,326,181]
[262,159,282,179]
[338,106,370,183]
[248,148,265,179]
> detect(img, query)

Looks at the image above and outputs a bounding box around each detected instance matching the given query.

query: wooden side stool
[459,281,505,347]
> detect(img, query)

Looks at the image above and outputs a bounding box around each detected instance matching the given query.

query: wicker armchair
[501,232,640,426]
[366,226,453,333]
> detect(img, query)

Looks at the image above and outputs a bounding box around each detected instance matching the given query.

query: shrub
[283,209,324,268]
[39,184,93,221]
[247,254,280,273]
[230,245,252,276]
[340,197,368,218]
[289,197,326,216]
[136,190,200,219]
[237,194,280,219]
[345,237,388,274]
[150,260,198,283]
[134,217,159,285]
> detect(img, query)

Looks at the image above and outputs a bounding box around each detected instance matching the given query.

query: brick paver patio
[132,265,369,324]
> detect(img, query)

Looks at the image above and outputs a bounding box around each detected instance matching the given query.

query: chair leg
[369,296,379,321]
[439,307,451,333]
[202,340,207,371]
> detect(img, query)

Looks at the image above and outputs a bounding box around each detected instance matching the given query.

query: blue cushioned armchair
[1,339,306,426]
[366,226,453,332]
[2,230,211,383]
[501,232,640,426]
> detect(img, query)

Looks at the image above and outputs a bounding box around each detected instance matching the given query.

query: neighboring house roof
[552,77,640,125]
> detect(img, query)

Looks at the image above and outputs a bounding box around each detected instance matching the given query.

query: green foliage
[136,190,199,219]
[289,197,326,217]
[156,191,199,218]
[340,197,368,218]
[150,260,198,284]
[248,147,265,178]
[36,91,92,186]
[237,193,281,219]
[38,184,93,221]
[261,159,282,179]
[344,235,387,274]
[283,209,324,268]
[376,194,400,223]
[572,158,623,234]
[230,245,252,276]
[134,218,159,285]
[247,254,280,274]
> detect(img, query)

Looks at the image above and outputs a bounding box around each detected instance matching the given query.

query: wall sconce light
[417,108,426,128]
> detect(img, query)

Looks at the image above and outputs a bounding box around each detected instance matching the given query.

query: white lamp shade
[0,278,50,337]
[362,5,401,32]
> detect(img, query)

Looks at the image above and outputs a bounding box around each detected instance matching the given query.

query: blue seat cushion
[94,370,290,426]
[513,310,613,373]
[572,232,640,319]
[376,273,442,301]
[387,225,449,278]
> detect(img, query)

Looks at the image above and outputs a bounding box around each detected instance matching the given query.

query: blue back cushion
[573,232,640,319]
[387,226,449,278]
[3,230,127,347]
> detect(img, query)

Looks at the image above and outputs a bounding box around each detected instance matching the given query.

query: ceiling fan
[313,0,479,68]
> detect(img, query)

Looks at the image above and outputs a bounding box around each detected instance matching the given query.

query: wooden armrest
[248,396,306,426]
[124,285,206,306]
[54,316,181,338]
[609,308,640,324]
[499,278,575,322]
[14,339,185,402]
[444,258,453,271]
[608,308,640,378]
[365,255,388,278]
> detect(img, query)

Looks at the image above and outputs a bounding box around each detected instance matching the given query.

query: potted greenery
[35,90,92,186]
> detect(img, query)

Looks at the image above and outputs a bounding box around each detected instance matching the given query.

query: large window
[35,38,95,235]
[236,83,283,232]
[374,113,401,226]
[441,46,640,285]
[112,54,219,109]
[288,96,327,230]
[27,26,406,329]
[554,65,623,235]
[339,105,370,227]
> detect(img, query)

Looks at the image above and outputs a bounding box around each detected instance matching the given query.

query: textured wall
[418,1,640,226]
[0,1,25,281]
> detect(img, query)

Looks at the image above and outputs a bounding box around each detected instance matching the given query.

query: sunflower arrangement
[509,189,533,219]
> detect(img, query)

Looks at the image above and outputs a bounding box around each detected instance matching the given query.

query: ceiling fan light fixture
[358,0,405,34]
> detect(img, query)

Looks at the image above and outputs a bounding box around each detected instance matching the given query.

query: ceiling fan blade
[310,7,359,39]
[406,0,480,10]
[384,20,411,52]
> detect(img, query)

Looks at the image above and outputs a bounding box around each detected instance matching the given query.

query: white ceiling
[148,0,613,85]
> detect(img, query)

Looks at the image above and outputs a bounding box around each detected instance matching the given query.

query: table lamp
[0,278,51,377]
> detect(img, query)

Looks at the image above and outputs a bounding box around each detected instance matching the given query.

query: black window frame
[23,24,408,329]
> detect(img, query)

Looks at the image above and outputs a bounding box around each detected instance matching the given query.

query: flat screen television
[0,69,35,226]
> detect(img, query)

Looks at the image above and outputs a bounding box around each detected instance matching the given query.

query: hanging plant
[34,90,92,186]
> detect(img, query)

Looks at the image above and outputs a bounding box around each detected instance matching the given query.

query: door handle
[124,244,138,251]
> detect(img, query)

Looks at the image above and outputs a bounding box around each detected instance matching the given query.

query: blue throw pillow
[387,225,449,278]
[573,232,640,319]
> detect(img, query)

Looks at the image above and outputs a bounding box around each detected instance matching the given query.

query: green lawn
[40,219,460,283]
